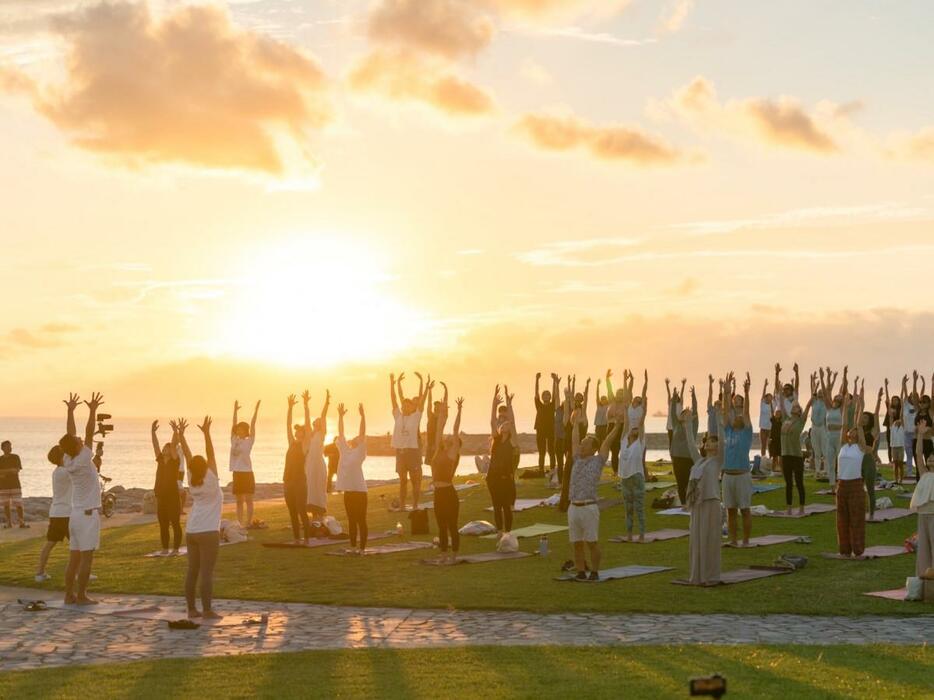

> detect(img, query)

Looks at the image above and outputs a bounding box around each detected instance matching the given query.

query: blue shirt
[723,424,753,471]
[811,399,826,428]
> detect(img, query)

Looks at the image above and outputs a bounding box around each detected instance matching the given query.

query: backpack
[409,508,430,535]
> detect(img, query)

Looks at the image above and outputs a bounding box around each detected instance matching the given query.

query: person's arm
[231,401,240,438]
[874,386,883,427]
[901,374,909,407]
[491,385,501,434]
[640,370,648,405]
[638,390,647,439]
[679,378,687,406]
[397,372,407,403]
[570,407,582,459]
[884,378,890,409]
[916,426,928,470]
[505,385,518,447]
[84,392,103,449]
[441,381,449,411]
[690,387,698,435]
[583,378,591,413]
[801,396,813,425]
[319,390,330,432]
[200,416,217,474]
[682,410,702,463]
[793,362,800,396]
[250,400,260,439]
[605,369,614,401]
[286,394,297,446]
[426,382,434,421]
[151,420,162,460]
[535,372,542,405]
[337,403,347,441]
[599,422,623,462]
[64,393,80,436]
[302,390,311,439]
[743,373,752,426]
[415,372,428,412]
[596,379,603,411]
[175,419,192,465]
[707,374,714,413]
[665,377,672,406]
[389,373,399,413]
[552,373,560,407]
[358,404,366,442]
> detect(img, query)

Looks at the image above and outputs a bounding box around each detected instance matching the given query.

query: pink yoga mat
[672,566,792,586]
[421,551,533,565]
[822,545,908,560]
[723,534,805,548]
[326,541,433,556]
[609,529,690,544]
[866,508,912,522]
[863,588,908,601]
[765,503,835,518]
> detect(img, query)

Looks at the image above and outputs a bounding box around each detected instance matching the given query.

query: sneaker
[575,571,587,580]
[588,571,600,582]
[35,573,50,583]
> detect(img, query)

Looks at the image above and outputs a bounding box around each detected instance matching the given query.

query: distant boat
[652,410,666,418]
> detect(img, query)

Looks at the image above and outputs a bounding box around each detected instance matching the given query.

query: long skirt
[689,498,721,585]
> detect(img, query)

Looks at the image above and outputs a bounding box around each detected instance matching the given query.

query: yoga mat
[863,588,908,601]
[816,489,835,496]
[325,541,433,557]
[723,534,806,548]
[751,483,783,494]
[672,566,792,587]
[261,532,393,549]
[644,481,676,492]
[867,508,912,522]
[481,523,569,539]
[484,498,543,513]
[143,541,244,558]
[421,551,533,565]
[554,565,674,582]
[388,503,434,512]
[609,529,690,544]
[657,507,690,516]
[765,503,835,518]
[44,601,162,616]
[821,545,908,560]
[426,483,480,495]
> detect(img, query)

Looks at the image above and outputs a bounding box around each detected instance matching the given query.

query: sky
[2,0,934,431]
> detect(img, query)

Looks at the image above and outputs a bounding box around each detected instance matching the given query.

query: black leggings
[487,477,516,532]
[433,485,460,552]
[607,423,621,475]
[343,491,368,549]
[672,457,694,506]
[536,431,555,470]
[185,530,219,613]
[284,482,311,541]
[156,496,181,550]
[782,456,806,506]
[555,438,566,481]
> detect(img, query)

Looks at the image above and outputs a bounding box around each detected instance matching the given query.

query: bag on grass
[905,577,923,601]
[773,554,807,570]
[409,508,430,535]
[458,520,497,536]
[496,532,519,553]
[322,515,342,536]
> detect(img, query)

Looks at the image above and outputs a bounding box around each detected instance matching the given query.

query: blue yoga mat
[751,483,782,494]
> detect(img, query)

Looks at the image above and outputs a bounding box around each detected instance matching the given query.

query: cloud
[523,25,653,47]
[4,323,77,349]
[654,76,846,154]
[517,237,640,266]
[348,49,495,117]
[478,0,631,22]
[0,2,332,174]
[519,58,552,85]
[886,126,934,163]
[658,0,695,35]
[367,0,495,59]
[672,276,699,296]
[513,112,691,165]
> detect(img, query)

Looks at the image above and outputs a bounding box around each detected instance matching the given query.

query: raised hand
[151,420,159,433]
[324,390,330,403]
[550,372,559,381]
[234,400,241,412]
[414,372,423,382]
[536,372,541,380]
[775,363,781,373]
[358,403,365,416]
[198,416,212,434]
[64,393,81,410]
[255,400,262,411]
[288,394,298,408]
[606,368,612,380]
[337,403,347,417]
[85,392,104,410]
[456,397,464,410]
[744,373,751,391]
[302,389,310,403]
[398,372,406,384]
[176,418,188,434]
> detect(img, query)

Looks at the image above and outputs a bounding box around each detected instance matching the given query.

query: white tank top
[837,443,863,481]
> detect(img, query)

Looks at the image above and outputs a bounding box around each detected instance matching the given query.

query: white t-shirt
[627,405,645,429]
[229,436,254,472]
[187,469,223,534]
[837,443,864,481]
[50,465,73,518]
[335,437,368,492]
[890,424,905,449]
[64,446,101,511]
[759,401,772,430]
[903,403,918,435]
[391,409,422,450]
[619,437,645,479]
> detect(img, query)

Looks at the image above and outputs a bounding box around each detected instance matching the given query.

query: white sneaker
[35,573,50,583]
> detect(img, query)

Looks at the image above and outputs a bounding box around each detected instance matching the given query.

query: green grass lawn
[0,645,929,699]
[0,465,925,616]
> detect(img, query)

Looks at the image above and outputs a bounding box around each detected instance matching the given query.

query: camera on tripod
[96,413,114,438]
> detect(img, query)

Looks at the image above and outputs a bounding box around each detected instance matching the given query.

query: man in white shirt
[35,444,72,582]
[230,400,260,527]
[390,372,428,511]
[59,392,104,605]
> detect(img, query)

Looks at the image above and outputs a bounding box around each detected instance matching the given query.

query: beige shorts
[568,503,600,543]
[69,509,101,552]
[722,472,752,510]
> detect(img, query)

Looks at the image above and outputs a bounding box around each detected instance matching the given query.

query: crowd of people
[12,362,934,616]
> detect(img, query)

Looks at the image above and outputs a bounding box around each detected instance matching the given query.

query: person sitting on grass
[35,444,72,582]
[910,425,934,577]
[430,388,464,565]
[684,388,724,586]
[560,408,621,581]
[230,399,260,528]
[176,417,223,620]
[151,420,182,556]
[721,372,753,547]
[60,391,104,605]
[0,440,25,529]
[336,402,368,555]
[284,393,311,545]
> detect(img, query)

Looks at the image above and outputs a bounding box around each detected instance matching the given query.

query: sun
[216,234,430,367]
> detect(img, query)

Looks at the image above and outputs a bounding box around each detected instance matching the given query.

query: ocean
[0,416,672,497]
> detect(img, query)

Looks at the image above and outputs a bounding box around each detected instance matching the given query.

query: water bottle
[396,521,404,537]
[539,534,549,556]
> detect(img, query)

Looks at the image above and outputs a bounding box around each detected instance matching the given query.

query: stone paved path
[0,586,930,672]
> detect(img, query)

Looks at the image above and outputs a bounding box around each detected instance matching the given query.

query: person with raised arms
[533,372,556,476]
[721,372,754,546]
[779,392,813,516]
[665,377,686,448]
[229,399,260,528]
[834,393,870,558]
[336,402,368,554]
[669,380,697,506]
[604,369,626,477]
[759,379,773,463]
[151,420,182,555]
[857,382,883,521]
[487,385,519,535]
[820,367,843,488]
[808,372,828,476]
[884,378,905,484]
[176,417,223,620]
[303,390,330,519]
[618,372,648,542]
[390,372,427,511]
[551,374,567,481]
[284,393,311,544]
[430,388,464,564]
[60,391,104,605]
[901,373,919,481]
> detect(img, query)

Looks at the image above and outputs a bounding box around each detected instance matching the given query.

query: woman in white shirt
[834,394,871,558]
[759,380,773,459]
[177,417,223,620]
[336,403,368,554]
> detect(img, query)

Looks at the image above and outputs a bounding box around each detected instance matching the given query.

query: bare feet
[75,596,98,606]
[187,609,202,619]
[202,610,222,620]
[728,540,738,547]
[64,595,77,605]
[742,540,750,548]
[627,534,633,543]
[797,506,805,515]
[786,506,792,515]
[638,534,645,543]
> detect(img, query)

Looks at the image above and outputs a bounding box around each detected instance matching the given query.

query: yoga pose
[821,367,843,487]
[593,378,609,446]
[560,408,619,581]
[834,393,870,558]
[669,381,697,506]
[488,385,519,534]
[390,372,427,511]
[430,388,464,564]
[604,370,626,477]
[665,377,686,447]
[284,393,311,544]
[177,417,223,620]
[533,372,556,474]
[35,444,71,582]
[759,380,773,460]
[779,393,813,515]
[552,374,567,480]
[60,391,104,605]
[684,389,724,586]
[910,426,934,577]
[858,383,882,520]
[0,440,24,528]
[618,372,648,542]
[303,390,330,518]
[901,374,919,480]
[230,399,260,528]
[151,421,182,555]
[721,372,754,546]
[336,403,368,554]
[884,378,904,482]
[809,373,828,476]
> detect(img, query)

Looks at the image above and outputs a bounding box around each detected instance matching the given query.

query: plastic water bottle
[396,521,404,537]
[539,534,549,556]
